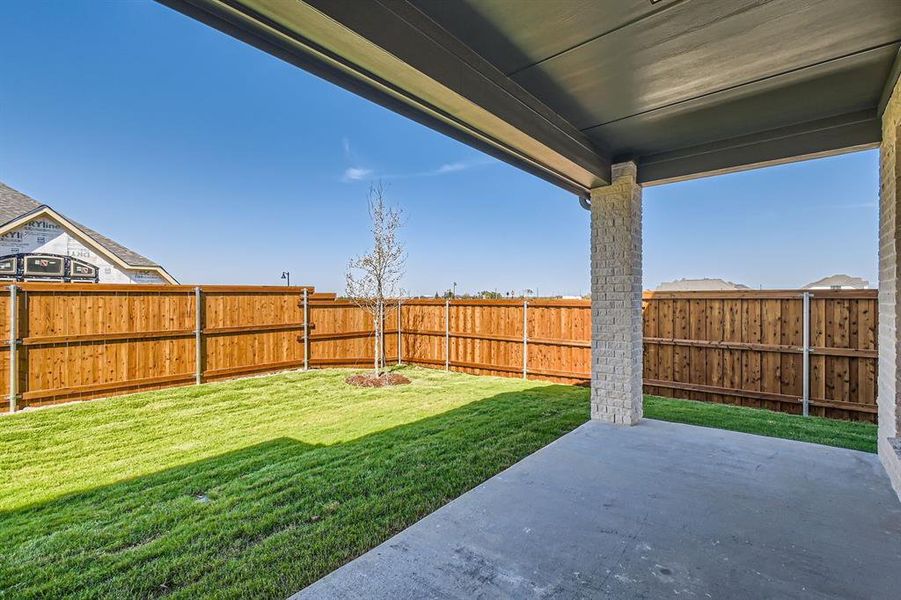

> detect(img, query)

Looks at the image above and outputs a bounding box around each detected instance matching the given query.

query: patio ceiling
[159,0,901,195]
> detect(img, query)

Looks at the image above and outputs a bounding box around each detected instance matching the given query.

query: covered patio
[297,419,901,599]
[157,0,901,594]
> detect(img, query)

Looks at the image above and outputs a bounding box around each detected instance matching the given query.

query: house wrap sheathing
[0,182,175,284]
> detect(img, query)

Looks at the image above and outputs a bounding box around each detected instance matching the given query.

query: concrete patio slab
[295,419,901,599]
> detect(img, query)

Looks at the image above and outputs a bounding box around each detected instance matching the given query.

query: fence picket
[1,285,877,421]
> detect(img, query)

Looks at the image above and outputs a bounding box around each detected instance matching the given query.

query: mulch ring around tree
[345,372,411,388]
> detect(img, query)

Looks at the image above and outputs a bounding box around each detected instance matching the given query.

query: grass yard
[0,367,877,599]
[644,395,878,453]
[0,367,587,599]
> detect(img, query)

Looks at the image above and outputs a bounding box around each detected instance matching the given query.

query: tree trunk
[373,302,381,377]
[379,300,385,371]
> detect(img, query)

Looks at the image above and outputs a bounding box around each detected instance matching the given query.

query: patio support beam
[879,74,901,499]
[590,162,643,425]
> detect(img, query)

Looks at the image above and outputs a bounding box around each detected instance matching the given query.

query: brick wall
[879,74,901,497]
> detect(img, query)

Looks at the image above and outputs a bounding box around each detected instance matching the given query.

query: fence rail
[392,291,877,421]
[0,285,878,422]
[1,283,339,410]
[642,290,877,421]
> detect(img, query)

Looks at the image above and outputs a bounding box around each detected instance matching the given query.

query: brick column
[879,75,901,498]
[590,162,643,425]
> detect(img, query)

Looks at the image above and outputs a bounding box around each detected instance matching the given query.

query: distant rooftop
[654,278,750,292]
[803,274,870,289]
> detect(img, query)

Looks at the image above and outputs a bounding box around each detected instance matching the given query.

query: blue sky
[0,1,879,294]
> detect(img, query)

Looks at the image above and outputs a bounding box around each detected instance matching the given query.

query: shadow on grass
[0,384,587,599]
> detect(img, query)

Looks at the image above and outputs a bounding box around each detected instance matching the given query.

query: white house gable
[0,216,165,284]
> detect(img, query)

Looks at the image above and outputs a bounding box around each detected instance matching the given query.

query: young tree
[345,182,405,376]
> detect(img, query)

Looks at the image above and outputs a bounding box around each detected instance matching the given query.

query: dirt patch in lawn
[345,372,411,388]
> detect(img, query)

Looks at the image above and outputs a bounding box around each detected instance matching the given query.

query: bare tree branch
[345,181,406,375]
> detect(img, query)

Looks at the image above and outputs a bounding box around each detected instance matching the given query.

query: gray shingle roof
[0,181,42,222]
[0,182,161,268]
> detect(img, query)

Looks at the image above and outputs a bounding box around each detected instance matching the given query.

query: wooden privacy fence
[0,283,337,411]
[392,291,878,422]
[641,290,877,421]
[0,285,878,422]
[212,291,879,421]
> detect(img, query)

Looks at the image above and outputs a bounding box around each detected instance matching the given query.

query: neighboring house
[654,278,750,292]
[803,274,869,290]
[0,182,176,284]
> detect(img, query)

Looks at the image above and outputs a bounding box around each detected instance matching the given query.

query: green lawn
[644,395,878,453]
[0,368,878,598]
[0,367,588,599]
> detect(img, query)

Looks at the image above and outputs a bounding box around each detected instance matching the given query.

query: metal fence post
[522,299,528,379]
[445,299,450,371]
[8,285,17,413]
[397,298,402,366]
[194,286,203,385]
[303,288,309,371]
[802,291,811,417]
